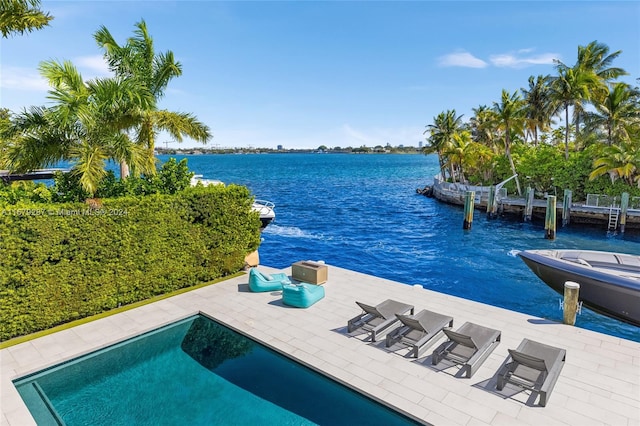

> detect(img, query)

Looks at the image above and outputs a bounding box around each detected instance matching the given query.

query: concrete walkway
[2,264,639,425]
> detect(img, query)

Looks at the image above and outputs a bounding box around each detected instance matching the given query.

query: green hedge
[0,184,262,341]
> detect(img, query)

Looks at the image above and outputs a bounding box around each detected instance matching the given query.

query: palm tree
[586,82,640,145]
[550,65,599,158]
[521,75,554,146]
[94,20,211,177]
[589,142,640,186]
[423,110,464,181]
[442,130,473,183]
[493,89,525,195]
[3,60,154,194]
[552,41,628,146]
[0,0,52,37]
[469,105,499,151]
[576,41,627,83]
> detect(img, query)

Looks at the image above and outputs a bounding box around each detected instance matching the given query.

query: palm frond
[69,142,108,196]
[153,110,212,143]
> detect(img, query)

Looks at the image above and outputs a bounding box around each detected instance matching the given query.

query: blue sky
[1,1,638,149]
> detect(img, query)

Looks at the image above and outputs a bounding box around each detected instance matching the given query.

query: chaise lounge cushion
[248,268,290,292]
[282,283,325,308]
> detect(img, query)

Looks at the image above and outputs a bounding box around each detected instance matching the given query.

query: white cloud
[490,52,560,68]
[73,55,111,77]
[0,66,49,91]
[437,48,561,70]
[437,51,488,69]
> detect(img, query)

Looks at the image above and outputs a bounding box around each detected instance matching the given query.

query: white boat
[190,175,275,229]
[518,249,640,326]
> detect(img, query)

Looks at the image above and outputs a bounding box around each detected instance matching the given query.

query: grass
[0,271,245,349]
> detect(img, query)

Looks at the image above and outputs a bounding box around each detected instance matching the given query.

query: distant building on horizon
[418,141,423,149]
[277,145,283,151]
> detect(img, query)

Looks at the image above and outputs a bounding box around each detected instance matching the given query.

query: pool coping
[2,264,640,425]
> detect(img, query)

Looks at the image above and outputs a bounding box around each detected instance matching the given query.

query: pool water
[14,315,420,425]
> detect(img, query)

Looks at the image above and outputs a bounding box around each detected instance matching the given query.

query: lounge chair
[248,268,290,292]
[496,338,566,406]
[431,321,501,378]
[282,283,325,308]
[347,299,414,342]
[385,309,453,357]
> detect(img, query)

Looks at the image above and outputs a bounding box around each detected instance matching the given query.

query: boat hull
[518,250,640,327]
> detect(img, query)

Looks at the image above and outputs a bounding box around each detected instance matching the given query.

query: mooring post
[620,192,629,233]
[562,189,572,227]
[545,195,556,239]
[486,185,497,219]
[563,281,580,325]
[524,186,534,221]
[463,191,475,230]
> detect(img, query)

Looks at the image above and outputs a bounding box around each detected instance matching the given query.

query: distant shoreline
[155,147,422,156]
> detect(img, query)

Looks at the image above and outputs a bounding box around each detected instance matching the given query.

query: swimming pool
[14,315,421,425]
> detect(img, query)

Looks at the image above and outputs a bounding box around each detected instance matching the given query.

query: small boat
[518,249,640,327]
[251,199,276,229]
[190,175,275,229]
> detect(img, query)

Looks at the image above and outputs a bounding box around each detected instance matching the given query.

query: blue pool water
[167,153,640,342]
[15,315,420,425]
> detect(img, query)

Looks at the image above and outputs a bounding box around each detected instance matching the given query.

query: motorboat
[190,175,275,229]
[518,249,640,326]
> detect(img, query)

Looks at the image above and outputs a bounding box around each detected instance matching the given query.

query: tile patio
[2,264,639,425]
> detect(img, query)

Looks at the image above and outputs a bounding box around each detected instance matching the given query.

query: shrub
[0,184,261,341]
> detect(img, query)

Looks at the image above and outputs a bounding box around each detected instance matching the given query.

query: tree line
[423,41,639,198]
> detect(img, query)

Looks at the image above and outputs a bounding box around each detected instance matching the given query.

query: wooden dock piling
[563,281,580,325]
[545,195,556,239]
[523,187,534,221]
[620,192,629,233]
[463,191,474,230]
[487,185,498,219]
[562,189,572,227]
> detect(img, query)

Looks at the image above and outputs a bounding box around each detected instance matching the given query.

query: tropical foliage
[94,20,212,177]
[424,40,640,197]
[0,0,52,37]
[3,60,155,195]
[0,20,211,196]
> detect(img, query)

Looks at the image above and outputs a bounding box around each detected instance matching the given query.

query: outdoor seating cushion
[282,283,325,308]
[248,268,289,292]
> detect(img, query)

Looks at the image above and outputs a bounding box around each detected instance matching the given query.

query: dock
[422,177,640,230]
[2,265,638,425]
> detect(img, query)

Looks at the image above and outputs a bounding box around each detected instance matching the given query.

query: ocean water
[161,153,640,342]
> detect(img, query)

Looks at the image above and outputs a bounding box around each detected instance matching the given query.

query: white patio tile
[1,264,639,426]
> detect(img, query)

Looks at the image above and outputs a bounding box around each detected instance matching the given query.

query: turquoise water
[15,315,420,425]
[167,153,640,342]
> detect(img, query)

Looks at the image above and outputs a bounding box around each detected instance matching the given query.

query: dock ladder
[608,206,619,231]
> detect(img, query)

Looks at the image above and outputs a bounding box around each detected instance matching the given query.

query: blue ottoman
[282,283,325,308]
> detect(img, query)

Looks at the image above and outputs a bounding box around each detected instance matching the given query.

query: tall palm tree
[3,60,154,194]
[521,75,554,146]
[493,89,525,195]
[576,41,627,83]
[423,110,464,181]
[550,65,599,158]
[0,0,52,37]
[469,105,499,151]
[586,82,640,145]
[94,20,211,177]
[553,41,628,145]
